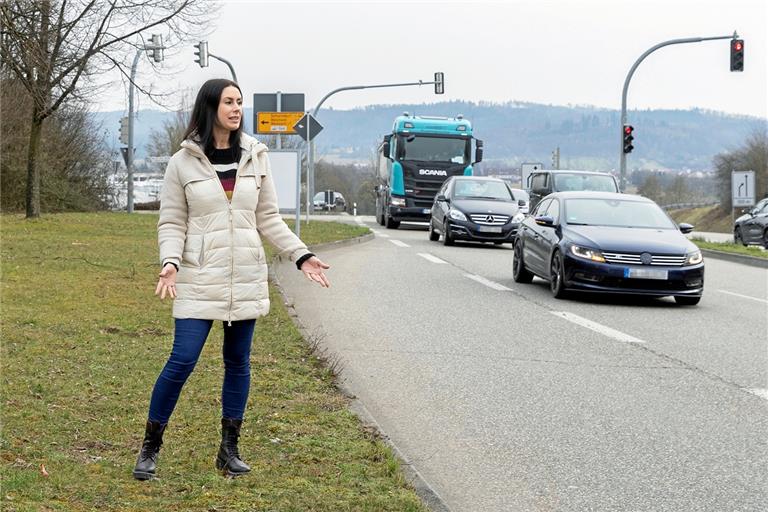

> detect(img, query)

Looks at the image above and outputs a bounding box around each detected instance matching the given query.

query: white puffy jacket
[157,133,310,322]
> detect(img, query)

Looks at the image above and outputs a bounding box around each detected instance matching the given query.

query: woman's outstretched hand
[300,256,331,288]
[155,264,177,299]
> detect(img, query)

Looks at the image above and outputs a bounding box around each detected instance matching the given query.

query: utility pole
[126,34,166,213]
[619,32,739,191]
[551,147,560,170]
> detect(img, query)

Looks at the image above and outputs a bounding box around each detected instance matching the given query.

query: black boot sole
[215,457,250,476]
[132,469,155,480]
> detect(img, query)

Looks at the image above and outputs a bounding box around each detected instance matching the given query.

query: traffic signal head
[149,34,164,63]
[730,38,744,72]
[434,72,444,94]
[194,41,209,68]
[119,116,129,145]
[622,125,634,154]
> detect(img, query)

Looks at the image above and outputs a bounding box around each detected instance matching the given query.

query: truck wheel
[376,200,385,225]
[385,210,400,229]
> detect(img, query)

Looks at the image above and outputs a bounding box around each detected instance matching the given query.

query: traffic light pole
[308,77,443,220]
[619,32,737,191]
[127,49,142,213]
[209,53,237,82]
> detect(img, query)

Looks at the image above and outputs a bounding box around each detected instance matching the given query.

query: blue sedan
[513,192,704,305]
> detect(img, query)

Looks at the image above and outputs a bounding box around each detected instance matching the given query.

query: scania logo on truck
[419,169,448,176]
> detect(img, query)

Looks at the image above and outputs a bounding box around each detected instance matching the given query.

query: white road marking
[389,239,410,247]
[354,217,365,225]
[464,274,512,291]
[718,290,768,304]
[745,388,768,401]
[417,253,447,264]
[371,230,390,238]
[550,311,646,343]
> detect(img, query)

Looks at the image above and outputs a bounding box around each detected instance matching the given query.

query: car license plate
[422,208,431,214]
[478,226,502,233]
[624,268,668,280]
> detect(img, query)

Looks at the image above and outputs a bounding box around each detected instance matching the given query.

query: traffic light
[434,72,444,94]
[148,34,163,63]
[119,116,129,145]
[730,39,744,72]
[194,41,209,68]
[622,125,634,154]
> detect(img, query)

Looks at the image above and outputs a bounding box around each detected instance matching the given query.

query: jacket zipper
[199,150,252,326]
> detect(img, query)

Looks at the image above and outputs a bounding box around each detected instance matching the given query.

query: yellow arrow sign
[256,112,304,134]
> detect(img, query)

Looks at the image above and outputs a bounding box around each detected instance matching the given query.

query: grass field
[0,213,428,512]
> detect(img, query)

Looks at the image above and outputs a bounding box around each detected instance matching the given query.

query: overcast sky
[110,0,767,119]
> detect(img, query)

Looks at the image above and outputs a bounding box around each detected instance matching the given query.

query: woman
[133,78,330,480]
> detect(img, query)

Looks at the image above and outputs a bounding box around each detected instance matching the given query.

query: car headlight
[448,209,467,221]
[570,244,606,263]
[512,212,525,223]
[390,197,405,207]
[686,251,703,265]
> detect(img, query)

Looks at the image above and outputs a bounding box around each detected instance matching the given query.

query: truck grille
[602,252,686,266]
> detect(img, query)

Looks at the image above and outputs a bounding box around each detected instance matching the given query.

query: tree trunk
[25,109,43,218]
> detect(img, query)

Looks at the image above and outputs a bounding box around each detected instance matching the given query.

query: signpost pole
[276,91,282,150]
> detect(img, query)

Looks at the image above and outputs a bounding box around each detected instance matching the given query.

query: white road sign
[732,170,755,207]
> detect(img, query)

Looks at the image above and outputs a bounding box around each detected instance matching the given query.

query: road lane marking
[718,290,768,304]
[550,311,646,343]
[417,253,447,264]
[745,388,768,401]
[389,239,410,247]
[371,230,390,238]
[464,274,512,291]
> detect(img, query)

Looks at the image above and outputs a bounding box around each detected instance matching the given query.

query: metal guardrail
[661,201,720,210]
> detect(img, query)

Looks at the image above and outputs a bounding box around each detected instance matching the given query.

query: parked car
[429,176,525,246]
[734,197,768,247]
[526,169,619,211]
[508,188,530,214]
[313,191,346,212]
[513,192,704,305]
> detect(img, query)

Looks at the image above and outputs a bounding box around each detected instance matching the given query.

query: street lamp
[125,33,166,213]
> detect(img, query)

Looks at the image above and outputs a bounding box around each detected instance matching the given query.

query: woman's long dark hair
[183,78,243,157]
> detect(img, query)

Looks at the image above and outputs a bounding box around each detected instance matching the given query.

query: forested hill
[96,100,765,170]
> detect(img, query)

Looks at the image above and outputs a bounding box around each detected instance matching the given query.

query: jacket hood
[180,132,268,159]
[564,225,697,254]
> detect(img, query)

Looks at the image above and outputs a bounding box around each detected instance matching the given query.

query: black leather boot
[215,418,251,476]
[133,420,166,480]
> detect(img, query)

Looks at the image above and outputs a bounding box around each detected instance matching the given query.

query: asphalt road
[275,216,768,512]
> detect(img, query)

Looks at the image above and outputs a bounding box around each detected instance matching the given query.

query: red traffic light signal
[730,39,744,72]
[622,125,634,154]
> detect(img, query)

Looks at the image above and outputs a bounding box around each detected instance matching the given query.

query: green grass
[1,213,427,511]
[691,238,768,259]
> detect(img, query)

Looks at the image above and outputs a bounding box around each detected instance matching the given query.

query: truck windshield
[400,135,468,164]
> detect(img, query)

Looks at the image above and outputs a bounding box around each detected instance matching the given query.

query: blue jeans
[148,318,255,424]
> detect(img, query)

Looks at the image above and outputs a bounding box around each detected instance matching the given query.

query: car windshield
[554,174,617,192]
[401,135,468,164]
[453,180,513,201]
[564,198,676,229]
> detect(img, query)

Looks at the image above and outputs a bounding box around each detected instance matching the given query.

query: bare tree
[713,129,768,210]
[0,0,212,218]
[147,94,193,158]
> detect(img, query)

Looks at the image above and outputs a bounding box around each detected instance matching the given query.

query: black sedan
[734,197,768,247]
[429,176,526,246]
[513,192,704,305]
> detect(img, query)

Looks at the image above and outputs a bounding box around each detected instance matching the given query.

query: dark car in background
[526,170,619,210]
[734,197,768,247]
[429,176,525,246]
[513,192,704,305]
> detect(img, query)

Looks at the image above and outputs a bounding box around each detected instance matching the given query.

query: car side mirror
[518,200,526,207]
[381,135,392,160]
[436,194,448,202]
[535,215,554,227]
[678,223,694,234]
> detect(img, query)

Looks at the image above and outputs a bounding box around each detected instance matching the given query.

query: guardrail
[661,201,720,211]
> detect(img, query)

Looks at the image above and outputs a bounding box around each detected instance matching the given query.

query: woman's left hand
[300,256,331,288]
